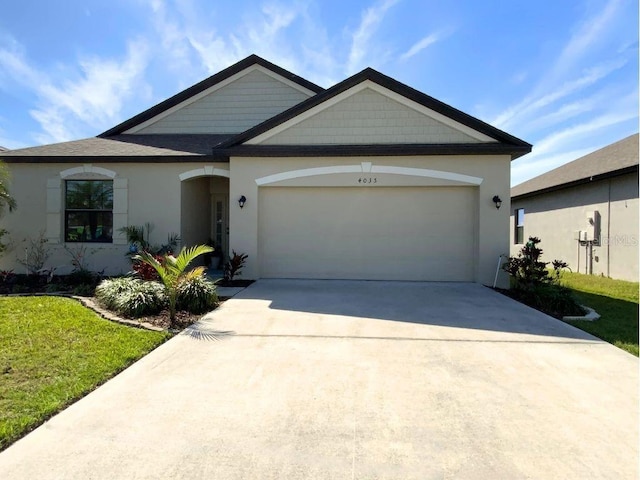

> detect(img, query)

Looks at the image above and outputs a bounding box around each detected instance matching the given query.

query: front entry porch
[180,175,229,268]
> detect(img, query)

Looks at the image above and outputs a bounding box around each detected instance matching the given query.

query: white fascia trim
[125,65,317,134]
[60,165,117,178]
[246,80,496,145]
[179,166,230,181]
[255,163,483,186]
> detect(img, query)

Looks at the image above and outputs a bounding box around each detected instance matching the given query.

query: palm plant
[135,244,213,328]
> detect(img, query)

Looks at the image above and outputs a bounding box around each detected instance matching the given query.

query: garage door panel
[258,187,476,281]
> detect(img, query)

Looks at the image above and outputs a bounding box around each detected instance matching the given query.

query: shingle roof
[511,133,639,199]
[0,134,233,161]
[216,67,532,160]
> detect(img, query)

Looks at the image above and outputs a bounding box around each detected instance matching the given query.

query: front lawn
[560,273,639,356]
[0,296,171,450]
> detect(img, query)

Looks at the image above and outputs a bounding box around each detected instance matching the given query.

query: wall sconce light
[238,195,247,209]
[492,195,502,209]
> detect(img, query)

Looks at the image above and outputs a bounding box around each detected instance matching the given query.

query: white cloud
[510,89,638,186]
[346,0,400,75]
[530,108,637,159]
[0,37,150,144]
[551,0,622,78]
[399,32,440,61]
[492,59,627,130]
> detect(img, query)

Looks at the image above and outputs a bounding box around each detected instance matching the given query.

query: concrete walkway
[0,280,637,479]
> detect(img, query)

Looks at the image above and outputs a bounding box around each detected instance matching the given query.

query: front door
[211,194,229,266]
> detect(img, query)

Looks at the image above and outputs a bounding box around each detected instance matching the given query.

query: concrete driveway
[0,280,637,479]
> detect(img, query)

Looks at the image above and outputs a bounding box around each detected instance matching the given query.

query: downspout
[607,179,611,278]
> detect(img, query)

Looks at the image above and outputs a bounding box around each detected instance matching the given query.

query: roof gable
[512,133,639,198]
[218,67,531,159]
[99,55,323,137]
[248,81,491,145]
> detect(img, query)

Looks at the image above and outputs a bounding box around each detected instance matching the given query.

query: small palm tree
[135,244,213,328]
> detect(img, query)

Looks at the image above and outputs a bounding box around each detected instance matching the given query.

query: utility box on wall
[585,210,601,243]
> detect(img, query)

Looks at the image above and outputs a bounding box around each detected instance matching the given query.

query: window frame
[514,208,525,244]
[64,179,114,243]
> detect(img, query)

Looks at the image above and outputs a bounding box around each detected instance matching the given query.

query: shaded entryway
[180,175,229,265]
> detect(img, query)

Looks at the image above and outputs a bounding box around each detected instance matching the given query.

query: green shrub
[177,276,218,314]
[65,269,97,286]
[10,284,30,294]
[503,237,583,318]
[510,283,585,318]
[503,236,568,288]
[95,277,166,318]
[45,283,65,293]
[72,283,95,297]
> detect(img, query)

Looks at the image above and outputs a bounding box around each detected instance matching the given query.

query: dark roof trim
[512,164,639,200]
[1,155,227,164]
[218,67,532,157]
[213,143,530,158]
[98,55,324,137]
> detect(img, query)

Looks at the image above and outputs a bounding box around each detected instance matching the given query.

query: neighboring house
[0,146,7,151]
[0,54,531,286]
[510,134,639,281]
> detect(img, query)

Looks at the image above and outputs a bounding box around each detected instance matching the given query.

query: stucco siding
[510,173,638,281]
[260,87,481,145]
[0,162,229,275]
[230,154,511,286]
[133,69,312,134]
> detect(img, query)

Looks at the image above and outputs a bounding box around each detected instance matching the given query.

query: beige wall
[133,68,313,134]
[0,162,229,275]
[229,155,511,286]
[1,154,512,285]
[510,172,638,281]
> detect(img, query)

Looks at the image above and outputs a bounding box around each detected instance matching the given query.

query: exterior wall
[0,162,229,275]
[260,87,481,145]
[229,154,511,286]
[510,172,639,281]
[132,69,313,134]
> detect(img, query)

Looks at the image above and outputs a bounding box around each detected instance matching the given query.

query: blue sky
[0,0,637,186]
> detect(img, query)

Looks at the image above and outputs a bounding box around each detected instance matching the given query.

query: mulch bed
[135,309,205,330]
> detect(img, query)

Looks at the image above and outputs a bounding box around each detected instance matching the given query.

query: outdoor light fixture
[492,195,502,209]
[238,195,247,209]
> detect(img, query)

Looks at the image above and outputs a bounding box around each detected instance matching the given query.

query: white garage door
[258,186,476,281]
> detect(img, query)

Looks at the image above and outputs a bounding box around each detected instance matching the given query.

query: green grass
[0,296,171,450]
[559,273,639,356]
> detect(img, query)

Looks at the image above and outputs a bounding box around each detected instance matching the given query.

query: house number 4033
[358,177,377,184]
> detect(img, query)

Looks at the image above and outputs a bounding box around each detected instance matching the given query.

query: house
[510,134,639,281]
[0,55,531,286]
